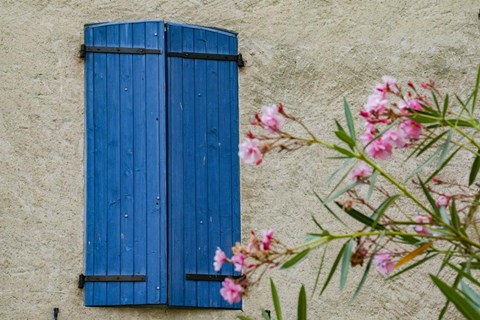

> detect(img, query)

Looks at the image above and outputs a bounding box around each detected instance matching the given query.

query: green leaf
[430,274,480,320]
[439,206,450,225]
[426,146,461,183]
[442,94,449,118]
[281,249,310,269]
[406,147,441,181]
[340,239,353,290]
[262,309,271,320]
[471,65,480,114]
[432,92,441,113]
[351,254,374,300]
[311,214,324,231]
[332,144,357,158]
[437,246,455,276]
[372,195,400,228]
[335,130,356,149]
[450,200,461,230]
[366,170,378,202]
[417,177,439,217]
[270,279,282,320]
[415,131,448,158]
[320,243,346,295]
[437,131,452,169]
[312,247,328,295]
[297,285,307,320]
[469,150,480,186]
[323,181,360,204]
[447,263,480,288]
[334,202,384,229]
[344,98,356,141]
[313,192,347,227]
[461,281,480,310]
[237,316,254,320]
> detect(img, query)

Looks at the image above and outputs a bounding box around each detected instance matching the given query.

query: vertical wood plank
[145,21,166,304]
[193,28,210,308]
[92,25,108,306]
[168,23,185,306]
[105,24,121,306]
[181,26,197,306]
[119,23,134,305]
[205,30,221,308]
[132,21,147,304]
[84,25,95,306]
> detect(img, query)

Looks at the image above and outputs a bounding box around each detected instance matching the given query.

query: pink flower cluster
[360,76,425,160]
[238,104,285,165]
[214,229,278,304]
[373,251,396,276]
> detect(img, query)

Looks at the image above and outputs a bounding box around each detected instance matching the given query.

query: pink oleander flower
[365,139,392,160]
[361,127,376,145]
[238,138,263,165]
[435,194,451,207]
[349,162,373,181]
[213,247,227,272]
[220,278,244,304]
[364,93,389,114]
[373,252,396,276]
[382,128,408,148]
[414,215,432,235]
[231,253,246,272]
[400,119,422,140]
[375,76,398,94]
[261,228,274,250]
[260,104,285,133]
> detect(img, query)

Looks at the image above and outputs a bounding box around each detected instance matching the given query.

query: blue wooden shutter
[84,21,167,306]
[167,23,241,309]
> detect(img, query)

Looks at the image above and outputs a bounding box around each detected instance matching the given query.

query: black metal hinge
[167,52,245,67]
[79,44,163,58]
[78,274,146,289]
[185,273,244,282]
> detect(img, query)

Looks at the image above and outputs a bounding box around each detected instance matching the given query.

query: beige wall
[1,1,478,319]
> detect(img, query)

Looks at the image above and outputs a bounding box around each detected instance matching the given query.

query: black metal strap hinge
[185,273,244,282]
[78,274,146,289]
[80,44,163,58]
[167,52,245,67]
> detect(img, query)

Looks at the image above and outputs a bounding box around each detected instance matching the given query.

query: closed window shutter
[84,20,239,309]
[84,21,167,306]
[167,23,241,309]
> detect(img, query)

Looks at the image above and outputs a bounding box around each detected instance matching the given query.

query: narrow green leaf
[297,285,307,320]
[442,94,449,118]
[469,150,480,186]
[406,147,441,181]
[471,64,480,114]
[436,131,452,169]
[430,274,480,320]
[450,200,461,230]
[281,249,310,269]
[334,202,384,229]
[332,145,356,158]
[439,206,450,225]
[323,181,360,204]
[335,130,356,149]
[416,131,448,157]
[320,243,346,295]
[432,92,441,113]
[312,247,328,295]
[426,146,461,183]
[270,279,283,320]
[311,214,324,231]
[455,94,472,116]
[372,195,400,228]
[326,158,355,188]
[366,170,378,202]
[417,177,439,217]
[262,309,271,320]
[344,98,356,141]
[447,263,480,287]
[439,265,466,320]
[460,281,480,309]
[351,254,374,300]
[313,192,347,227]
[437,246,456,276]
[340,239,353,290]
[237,316,254,320]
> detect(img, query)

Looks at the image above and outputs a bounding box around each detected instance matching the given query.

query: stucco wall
[1,1,479,319]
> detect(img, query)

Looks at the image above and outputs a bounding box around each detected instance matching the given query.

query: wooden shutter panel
[167,23,241,309]
[84,21,167,306]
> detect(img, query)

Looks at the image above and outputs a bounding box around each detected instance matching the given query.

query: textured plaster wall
[0,0,479,319]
